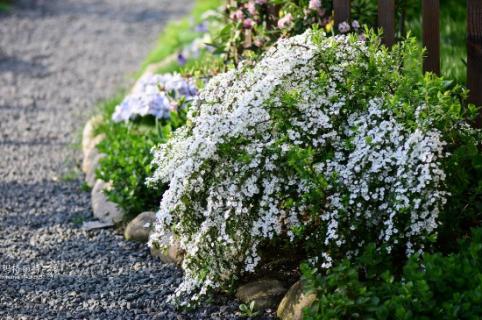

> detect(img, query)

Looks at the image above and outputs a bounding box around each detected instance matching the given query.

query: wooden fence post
[334,0,351,27]
[378,0,396,47]
[422,0,440,75]
[467,0,482,118]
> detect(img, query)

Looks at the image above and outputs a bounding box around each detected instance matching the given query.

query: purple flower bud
[177,53,187,66]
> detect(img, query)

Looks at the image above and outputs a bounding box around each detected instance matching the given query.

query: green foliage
[96,105,191,219]
[80,182,91,193]
[61,168,80,182]
[0,0,10,12]
[303,227,482,319]
[93,88,190,220]
[71,214,86,227]
[239,301,260,318]
[96,119,166,220]
[439,127,482,253]
[405,0,467,83]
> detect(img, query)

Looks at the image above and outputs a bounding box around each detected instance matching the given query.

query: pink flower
[277,13,293,29]
[246,1,256,15]
[255,0,267,4]
[309,0,321,10]
[338,21,351,33]
[230,9,244,21]
[243,18,254,29]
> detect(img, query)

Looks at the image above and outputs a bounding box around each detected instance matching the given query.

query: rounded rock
[124,211,156,242]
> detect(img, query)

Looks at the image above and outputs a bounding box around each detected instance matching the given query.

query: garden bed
[81,1,481,319]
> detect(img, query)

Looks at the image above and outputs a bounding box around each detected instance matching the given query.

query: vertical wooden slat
[334,0,350,27]
[378,0,396,47]
[399,2,406,37]
[467,0,482,117]
[422,0,440,75]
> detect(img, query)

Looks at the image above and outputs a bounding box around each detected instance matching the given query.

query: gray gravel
[0,1,274,319]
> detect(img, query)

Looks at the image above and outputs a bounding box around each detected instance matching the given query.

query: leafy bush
[302,227,482,319]
[95,97,188,220]
[96,120,167,220]
[147,28,480,304]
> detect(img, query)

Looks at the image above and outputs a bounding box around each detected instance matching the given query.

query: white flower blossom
[147,30,452,304]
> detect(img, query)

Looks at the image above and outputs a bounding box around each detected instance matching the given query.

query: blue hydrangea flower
[112,73,198,123]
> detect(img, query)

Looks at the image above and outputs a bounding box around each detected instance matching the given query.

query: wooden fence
[333,0,482,120]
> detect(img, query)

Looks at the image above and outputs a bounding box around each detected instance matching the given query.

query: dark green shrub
[96,111,186,221]
[303,228,482,319]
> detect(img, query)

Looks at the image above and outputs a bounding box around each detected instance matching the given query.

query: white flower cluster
[147,30,450,303]
[317,99,447,262]
[112,73,197,123]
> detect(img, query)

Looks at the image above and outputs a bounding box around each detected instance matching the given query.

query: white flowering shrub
[112,73,197,122]
[147,29,477,304]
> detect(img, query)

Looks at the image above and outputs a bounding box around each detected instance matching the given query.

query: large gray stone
[150,232,183,265]
[91,180,123,224]
[82,134,105,173]
[82,115,103,155]
[85,152,105,188]
[236,279,287,311]
[277,280,316,320]
[124,211,156,242]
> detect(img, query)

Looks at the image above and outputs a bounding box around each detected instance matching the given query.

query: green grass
[71,214,86,227]
[61,167,81,182]
[406,0,466,84]
[155,50,226,79]
[141,0,222,73]
[154,59,183,75]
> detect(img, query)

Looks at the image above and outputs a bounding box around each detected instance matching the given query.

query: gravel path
[0,1,267,319]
